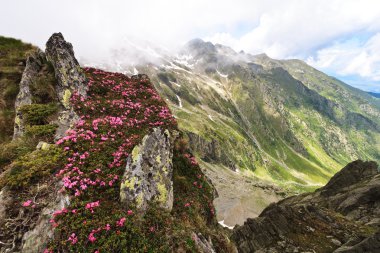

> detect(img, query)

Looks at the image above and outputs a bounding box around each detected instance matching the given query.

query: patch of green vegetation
[30,63,57,103]
[25,124,58,141]
[157,71,177,86]
[19,103,58,125]
[0,145,64,190]
[0,36,36,143]
[0,138,35,169]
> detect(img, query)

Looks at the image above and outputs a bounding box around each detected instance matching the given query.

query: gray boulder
[120,128,176,212]
[13,49,46,139]
[21,187,70,253]
[45,33,87,139]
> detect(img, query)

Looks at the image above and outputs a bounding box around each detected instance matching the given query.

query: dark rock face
[21,185,69,253]
[334,231,380,253]
[13,49,46,139]
[231,160,380,253]
[192,232,217,253]
[320,160,378,196]
[120,128,176,212]
[186,132,237,171]
[45,33,87,100]
[45,33,87,139]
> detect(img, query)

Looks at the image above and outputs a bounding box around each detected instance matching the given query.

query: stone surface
[231,160,380,253]
[36,141,52,150]
[186,132,237,171]
[333,231,380,253]
[45,32,87,100]
[120,128,175,211]
[284,160,380,223]
[45,33,87,140]
[192,232,216,253]
[21,186,69,253]
[13,49,46,139]
[0,188,11,227]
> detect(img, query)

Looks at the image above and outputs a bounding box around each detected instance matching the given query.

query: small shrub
[0,145,64,189]
[0,139,35,169]
[30,70,57,104]
[19,103,58,125]
[25,124,58,141]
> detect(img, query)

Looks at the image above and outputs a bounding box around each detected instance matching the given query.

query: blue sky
[1,0,380,92]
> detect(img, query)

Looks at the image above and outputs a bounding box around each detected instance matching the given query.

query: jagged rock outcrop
[120,128,176,211]
[13,49,46,139]
[21,187,69,253]
[231,160,380,253]
[283,160,380,224]
[334,231,380,253]
[192,232,217,253]
[45,33,87,139]
[45,33,87,100]
[186,132,237,171]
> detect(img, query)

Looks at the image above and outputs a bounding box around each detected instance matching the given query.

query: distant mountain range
[79,38,380,225]
[368,91,380,98]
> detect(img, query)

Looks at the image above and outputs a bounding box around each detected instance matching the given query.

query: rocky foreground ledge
[231,160,380,253]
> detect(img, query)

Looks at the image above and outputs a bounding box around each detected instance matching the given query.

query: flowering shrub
[49,69,177,252]
[47,68,231,252]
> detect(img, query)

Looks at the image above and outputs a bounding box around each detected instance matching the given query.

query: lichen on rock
[13,49,46,139]
[120,128,176,212]
[45,33,87,139]
[45,33,87,99]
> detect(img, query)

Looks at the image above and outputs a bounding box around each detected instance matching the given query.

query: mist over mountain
[0,33,379,253]
[79,38,380,226]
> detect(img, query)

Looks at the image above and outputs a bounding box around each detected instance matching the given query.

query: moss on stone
[136,192,144,207]
[155,154,161,164]
[0,145,64,190]
[131,145,140,163]
[156,181,168,204]
[62,89,72,109]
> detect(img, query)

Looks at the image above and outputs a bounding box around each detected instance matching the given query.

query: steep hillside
[77,38,380,228]
[232,160,380,253]
[0,34,234,252]
[0,36,36,143]
[127,39,380,190]
[95,40,378,227]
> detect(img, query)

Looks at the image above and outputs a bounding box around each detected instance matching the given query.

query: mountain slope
[0,34,234,253]
[231,160,380,253]
[127,39,380,191]
[89,39,380,226]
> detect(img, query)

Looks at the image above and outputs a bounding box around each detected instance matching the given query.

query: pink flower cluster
[51,67,177,248]
[85,201,100,213]
[68,233,78,245]
[184,153,198,166]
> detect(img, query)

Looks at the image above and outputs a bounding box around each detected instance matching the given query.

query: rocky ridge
[0,34,234,252]
[231,160,380,253]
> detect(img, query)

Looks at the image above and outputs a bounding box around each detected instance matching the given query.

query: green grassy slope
[137,42,380,192]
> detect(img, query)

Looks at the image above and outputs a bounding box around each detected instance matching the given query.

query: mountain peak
[183,38,216,56]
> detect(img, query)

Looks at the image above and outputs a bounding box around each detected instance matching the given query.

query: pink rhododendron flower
[88,232,96,243]
[85,201,100,213]
[68,233,78,245]
[22,200,32,207]
[116,217,126,227]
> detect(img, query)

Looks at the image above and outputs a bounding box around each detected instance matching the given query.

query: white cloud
[307,33,380,91]
[1,0,380,91]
